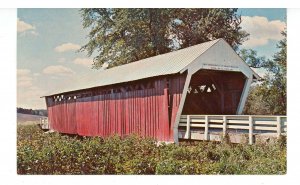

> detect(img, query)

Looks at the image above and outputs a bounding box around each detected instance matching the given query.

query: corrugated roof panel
[46,39,220,96]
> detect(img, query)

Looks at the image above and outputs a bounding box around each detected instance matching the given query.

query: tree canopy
[80,8,249,69]
[243,31,287,115]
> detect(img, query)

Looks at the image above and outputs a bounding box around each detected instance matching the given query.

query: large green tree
[243,31,287,115]
[80,8,248,69]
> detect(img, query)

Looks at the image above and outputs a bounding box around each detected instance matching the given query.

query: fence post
[186,115,191,139]
[249,116,253,145]
[204,115,209,140]
[223,116,227,137]
[277,116,281,138]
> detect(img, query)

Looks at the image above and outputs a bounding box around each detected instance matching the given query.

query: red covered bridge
[42,39,259,143]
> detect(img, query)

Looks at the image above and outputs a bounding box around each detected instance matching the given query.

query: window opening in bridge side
[187,83,217,94]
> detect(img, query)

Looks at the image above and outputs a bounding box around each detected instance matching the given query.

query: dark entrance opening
[182,70,246,115]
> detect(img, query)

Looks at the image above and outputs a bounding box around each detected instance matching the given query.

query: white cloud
[241,16,286,48]
[17,69,31,76]
[73,57,93,68]
[17,86,47,109]
[57,57,66,63]
[54,43,81,53]
[17,69,46,109]
[17,69,33,88]
[18,76,33,87]
[17,18,35,33]
[17,18,38,36]
[28,30,38,36]
[43,65,75,76]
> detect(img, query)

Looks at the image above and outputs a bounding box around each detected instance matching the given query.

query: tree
[243,31,287,115]
[80,8,249,69]
[262,30,287,115]
[170,9,248,50]
[239,49,266,68]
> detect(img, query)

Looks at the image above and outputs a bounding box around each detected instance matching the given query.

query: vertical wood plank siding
[46,74,186,141]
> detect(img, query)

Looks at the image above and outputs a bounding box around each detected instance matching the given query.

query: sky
[17,8,287,109]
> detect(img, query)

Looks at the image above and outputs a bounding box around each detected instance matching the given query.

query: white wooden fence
[39,117,49,130]
[178,115,287,144]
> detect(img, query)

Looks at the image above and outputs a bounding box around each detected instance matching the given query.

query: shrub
[17,125,286,175]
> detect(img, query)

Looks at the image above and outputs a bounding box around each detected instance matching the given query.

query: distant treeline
[17,107,48,117]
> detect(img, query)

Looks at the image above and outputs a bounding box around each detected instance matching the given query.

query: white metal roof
[44,38,259,96]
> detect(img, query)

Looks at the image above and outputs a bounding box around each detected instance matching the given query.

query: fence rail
[178,115,287,144]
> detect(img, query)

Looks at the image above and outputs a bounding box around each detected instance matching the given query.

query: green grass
[17,125,286,175]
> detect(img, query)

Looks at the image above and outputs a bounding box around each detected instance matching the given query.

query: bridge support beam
[236,75,253,115]
[173,74,192,144]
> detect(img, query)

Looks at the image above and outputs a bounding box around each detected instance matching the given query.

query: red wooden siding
[46,74,186,141]
[46,70,245,141]
[168,74,186,140]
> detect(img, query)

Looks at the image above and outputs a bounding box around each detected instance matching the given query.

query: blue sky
[17,8,286,109]
[238,8,286,22]
[238,8,286,58]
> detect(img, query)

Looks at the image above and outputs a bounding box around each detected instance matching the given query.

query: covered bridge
[43,39,259,142]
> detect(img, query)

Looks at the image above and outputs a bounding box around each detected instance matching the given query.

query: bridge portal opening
[182,70,246,115]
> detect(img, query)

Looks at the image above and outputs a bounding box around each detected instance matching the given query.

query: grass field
[17,113,46,125]
[17,125,286,175]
